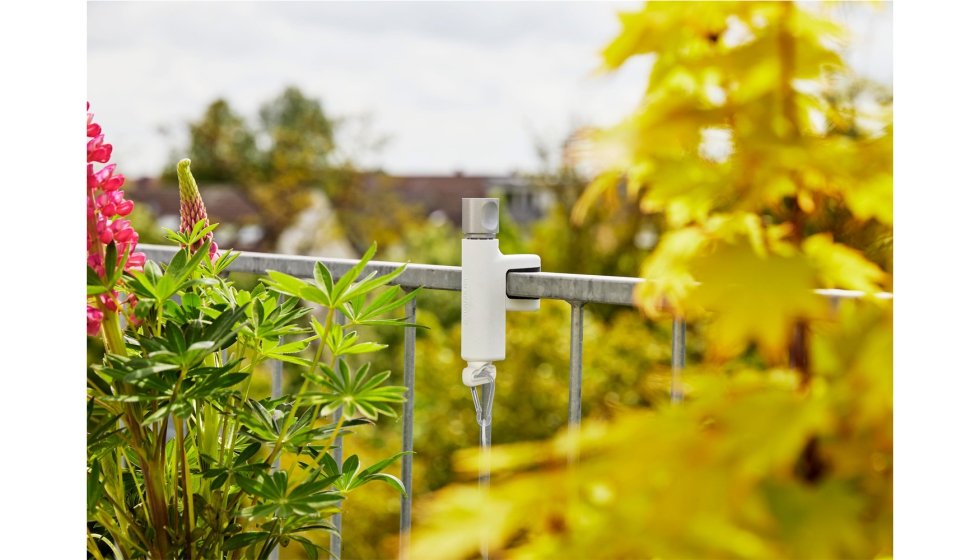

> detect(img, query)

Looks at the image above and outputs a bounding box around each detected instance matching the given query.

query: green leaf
[340,342,388,355]
[314,262,335,301]
[263,271,315,301]
[306,360,407,420]
[338,264,408,306]
[221,532,268,551]
[342,454,360,477]
[331,242,377,303]
[104,241,118,282]
[87,285,109,296]
[361,451,413,477]
[87,265,107,289]
[182,292,202,310]
[87,460,103,515]
[365,472,407,496]
[155,275,177,301]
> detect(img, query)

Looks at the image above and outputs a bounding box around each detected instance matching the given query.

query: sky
[88,1,893,179]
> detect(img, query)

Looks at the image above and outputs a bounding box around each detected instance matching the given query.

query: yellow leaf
[803,233,887,294]
[685,241,826,361]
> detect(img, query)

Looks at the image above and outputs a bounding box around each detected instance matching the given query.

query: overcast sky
[88,1,892,179]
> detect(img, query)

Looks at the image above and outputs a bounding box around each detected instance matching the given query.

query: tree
[161,99,259,185]
[163,87,422,252]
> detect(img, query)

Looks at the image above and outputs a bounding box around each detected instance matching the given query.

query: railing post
[671,316,686,403]
[399,295,417,560]
[567,301,585,465]
[331,313,347,559]
[269,295,285,560]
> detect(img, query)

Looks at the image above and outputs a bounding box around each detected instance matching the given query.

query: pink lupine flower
[99,291,120,313]
[95,191,134,219]
[126,252,146,272]
[176,158,220,262]
[87,134,113,164]
[87,305,103,336]
[111,219,135,243]
[87,101,146,335]
[89,163,125,191]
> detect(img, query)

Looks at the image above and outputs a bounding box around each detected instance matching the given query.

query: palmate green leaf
[259,337,315,366]
[246,296,312,341]
[303,360,407,420]
[337,285,428,329]
[324,326,388,358]
[235,470,343,519]
[330,452,411,496]
[337,263,407,306]
[166,241,211,288]
[235,398,365,447]
[363,286,422,318]
[203,245,240,276]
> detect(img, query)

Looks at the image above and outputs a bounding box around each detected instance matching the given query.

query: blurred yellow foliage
[412,2,892,558]
[411,301,891,559]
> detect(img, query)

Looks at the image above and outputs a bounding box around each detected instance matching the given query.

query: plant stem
[87,528,107,560]
[101,494,153,554]
[287,349,338,482]
[175,415,196,559]
[304,411,345,485]
[267,307,335,464]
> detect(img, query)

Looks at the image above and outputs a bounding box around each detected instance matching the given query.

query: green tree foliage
[163,88,421,252]
[410,2,893,558]
[162,99,260,186]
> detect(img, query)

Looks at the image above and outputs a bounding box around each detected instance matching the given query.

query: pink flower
[87,102,144,334]
[88,163,125,192]
[87,134,113,164]
[111,219,135,243]
[99,291,121,312]
[116,200,134,216]
[97,217,113,245]
[87,305,103,336]
[127,252,146,272]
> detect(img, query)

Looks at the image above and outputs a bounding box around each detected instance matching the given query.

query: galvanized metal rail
[139,244,891,559]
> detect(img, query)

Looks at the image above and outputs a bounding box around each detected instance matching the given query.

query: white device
[460,198,540,386]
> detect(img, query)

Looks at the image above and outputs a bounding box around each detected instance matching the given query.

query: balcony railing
[139,244,892,560]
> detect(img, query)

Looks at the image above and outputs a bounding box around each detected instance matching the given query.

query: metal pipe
[671,316,686,404]
[139,245,890,304]
[140,245,461,292]
[399,296,417,560]
[331,313,346,559]
[269,294,285,560]
[567,301,585,465]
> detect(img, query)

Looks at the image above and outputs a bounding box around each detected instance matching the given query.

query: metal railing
[139,244,891,559]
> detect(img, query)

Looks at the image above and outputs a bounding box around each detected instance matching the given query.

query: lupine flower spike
[86,101,146,335]
[176,158,219,262]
